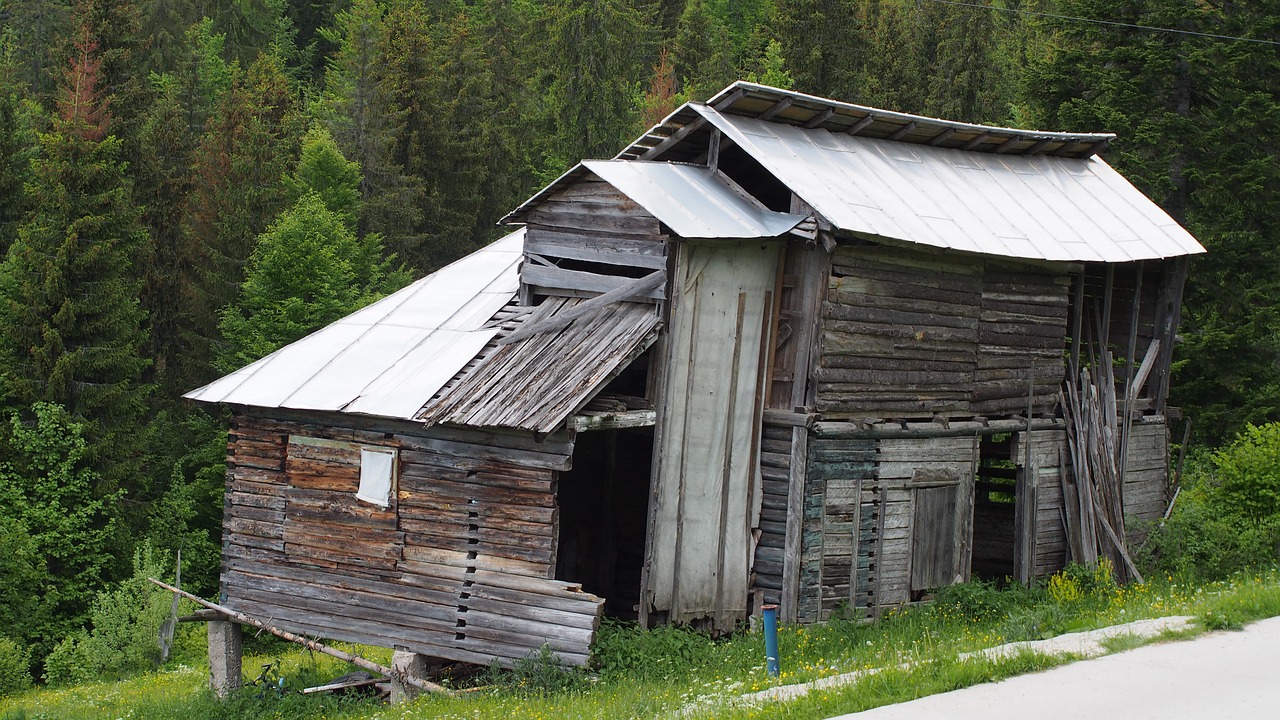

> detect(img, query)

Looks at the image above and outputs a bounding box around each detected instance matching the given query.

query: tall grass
[4,567,1279,720]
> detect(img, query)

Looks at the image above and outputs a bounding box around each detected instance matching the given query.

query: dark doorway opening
[971,433,1017,581]
[555,426,654,620]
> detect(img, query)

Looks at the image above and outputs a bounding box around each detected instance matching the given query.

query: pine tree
[181,51,298,382]
[0,25,152,492]
[284,125,362,228]
[770,0,863,99]
[0,0,73,99]
[541,0,656,166]
[322,0,424,266]
[0,59,36,257]
[673,0,733,99]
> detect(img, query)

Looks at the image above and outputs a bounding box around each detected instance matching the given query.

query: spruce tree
[673,0,733,99]
[0,25,152,493]
[323,0,424,266]
[181,51,298,382]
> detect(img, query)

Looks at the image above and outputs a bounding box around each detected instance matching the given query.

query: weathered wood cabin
[187,83,1205,672]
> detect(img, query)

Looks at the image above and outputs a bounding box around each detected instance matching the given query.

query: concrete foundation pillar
[390,648,428,704]
[207,620,242,697]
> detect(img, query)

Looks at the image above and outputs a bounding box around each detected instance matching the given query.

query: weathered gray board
[1012,429,1070,579]
[1123,418,1171,545]
[798,436,877,622]
[222,413,605,667]
[646,239,781,630]
[878,436,977,604]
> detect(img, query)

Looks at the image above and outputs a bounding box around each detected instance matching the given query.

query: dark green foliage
[672,0,733,100]
[1022,0,1280,445]
[0,80,35,257]
[0,33,152,489]
[540,0,655,168]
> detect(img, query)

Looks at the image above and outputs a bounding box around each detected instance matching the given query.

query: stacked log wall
[221,412,604,667]
[752,420,793,608]
[819,243,1068,421]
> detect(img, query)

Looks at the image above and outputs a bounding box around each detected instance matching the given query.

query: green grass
[5,567,1280,720]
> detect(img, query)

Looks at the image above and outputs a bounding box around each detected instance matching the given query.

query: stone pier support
[390,648,428,704]
[207,620,243,697]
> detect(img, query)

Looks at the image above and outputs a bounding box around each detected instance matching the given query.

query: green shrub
[1213,423,1280,522]
[1138,423,1280,581]
[42,542,185,684]
[0,637,31,696]
[40,632,89,686]
[591,619,717,680]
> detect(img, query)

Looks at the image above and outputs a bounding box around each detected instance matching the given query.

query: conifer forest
[0,0,1277,679]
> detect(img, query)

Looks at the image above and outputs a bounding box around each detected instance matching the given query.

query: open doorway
[971,433,1017,581]
[555,426,653,620]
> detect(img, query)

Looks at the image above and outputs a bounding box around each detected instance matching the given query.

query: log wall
[820,243,1068,421]
[221,412,605,667]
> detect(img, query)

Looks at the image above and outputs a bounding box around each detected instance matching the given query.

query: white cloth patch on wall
[356,447,396,507]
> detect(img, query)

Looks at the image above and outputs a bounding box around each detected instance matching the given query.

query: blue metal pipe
[762,604,780,677]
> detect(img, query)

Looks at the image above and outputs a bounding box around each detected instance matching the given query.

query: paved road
[832,615,1280,720]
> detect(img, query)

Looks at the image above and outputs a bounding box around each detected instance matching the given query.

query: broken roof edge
[501,159,808,240]
[617,81,1116,161]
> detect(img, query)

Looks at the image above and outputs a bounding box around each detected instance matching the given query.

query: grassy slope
[4,569,1279,720]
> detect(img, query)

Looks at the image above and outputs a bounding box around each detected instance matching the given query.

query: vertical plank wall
[647,239,780,630]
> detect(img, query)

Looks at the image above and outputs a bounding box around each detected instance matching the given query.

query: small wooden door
[909,468,976,594]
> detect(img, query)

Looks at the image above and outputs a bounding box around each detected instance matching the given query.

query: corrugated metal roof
[693,106,1206,262]
[503,161,807,239]
[581,160,805,238]
[184,228,525,418]
[417,297,660,433]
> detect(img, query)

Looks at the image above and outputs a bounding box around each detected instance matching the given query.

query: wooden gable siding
[221,413,605,667]
[819,243,1069,420]
[522,179,668,302]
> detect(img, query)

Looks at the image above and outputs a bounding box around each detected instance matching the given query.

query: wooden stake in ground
[146,578,453,696]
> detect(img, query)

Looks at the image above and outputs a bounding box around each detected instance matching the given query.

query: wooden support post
[208,620,242,698]
[390,649,428,704]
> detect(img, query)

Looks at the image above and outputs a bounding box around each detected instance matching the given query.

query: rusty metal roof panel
[418,298,661,433]
[693,105,1204,262]
[184,228,525,418]
[580,160,806,238]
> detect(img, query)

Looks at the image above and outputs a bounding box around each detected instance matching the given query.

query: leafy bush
[42,542,185,685]
[1139,423,1280,581]
[481,644,590,695]
[932,579,1036,624]
[591,619,717,680]
[0,637,32,696]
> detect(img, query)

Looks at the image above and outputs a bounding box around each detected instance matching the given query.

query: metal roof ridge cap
[704,81,1118,145]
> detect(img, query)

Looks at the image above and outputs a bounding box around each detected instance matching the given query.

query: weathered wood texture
[1122,419,1171,545]
[877,435,977,605]
[522,180,667,302]
[221,413,604,668]
[752,421,792,610]
[1012,429,1071,578]
[819,244,1068,420]
[799,436,877,622]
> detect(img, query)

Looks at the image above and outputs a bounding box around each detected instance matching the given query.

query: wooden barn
[186,82,1205,684]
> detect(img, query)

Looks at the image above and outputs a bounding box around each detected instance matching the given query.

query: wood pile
[1060,356,1144,584]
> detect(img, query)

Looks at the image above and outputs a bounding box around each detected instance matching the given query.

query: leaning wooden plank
[147,578,452,695]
